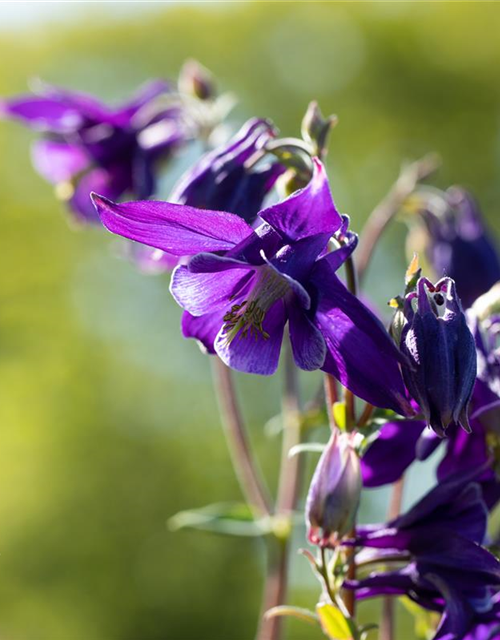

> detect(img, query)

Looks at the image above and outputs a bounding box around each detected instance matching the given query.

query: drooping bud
[178,59,216,101]
[305,429,361,547]
[400,276,477,437]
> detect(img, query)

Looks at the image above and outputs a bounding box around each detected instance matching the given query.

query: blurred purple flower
[170,118,284,223]
[1,80,187,222]
[423,188,500,309]
[92,159,411,414]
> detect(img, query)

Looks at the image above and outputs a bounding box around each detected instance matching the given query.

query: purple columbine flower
[1,80,188,222]
[305,428,361,547]
[344,469,500,640]
[400,276,477,436]
[92,159,411,415]
[423,188,500,309]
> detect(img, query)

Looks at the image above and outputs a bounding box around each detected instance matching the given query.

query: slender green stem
[356,154,440,284]
[319,546,337,604]
[257,340,303,640]
[212,358,273,517]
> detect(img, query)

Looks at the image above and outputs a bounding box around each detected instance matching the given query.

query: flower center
[221,267,290,344]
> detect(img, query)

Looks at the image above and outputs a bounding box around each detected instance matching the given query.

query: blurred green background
[1,2,500,639]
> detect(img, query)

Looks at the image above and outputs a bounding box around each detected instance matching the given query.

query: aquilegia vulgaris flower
[1,79,188,222]
[92,158,412,414]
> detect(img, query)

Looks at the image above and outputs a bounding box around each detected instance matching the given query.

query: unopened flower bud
[179,59,216,101]
[400,276,477,437]
[305,429,361,547]
[301,101,337,159]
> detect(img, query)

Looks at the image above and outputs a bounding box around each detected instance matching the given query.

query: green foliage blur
[1,3,500,639]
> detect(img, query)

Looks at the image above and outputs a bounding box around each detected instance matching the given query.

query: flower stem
[379,475,406,640]
[257,340,303,640]
[212,358,273,517]
[324,373,338,429]
[356,154,440,283]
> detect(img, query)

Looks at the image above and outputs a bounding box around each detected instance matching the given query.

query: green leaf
[168,502,269,537]
[288,442,326,458]
[265,605,319,626]
[316,603,353,640]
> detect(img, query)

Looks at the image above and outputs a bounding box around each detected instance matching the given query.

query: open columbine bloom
[344,469,500,640]
[1,80,187,222]
[92,159,411,414]
[400,276,477,436]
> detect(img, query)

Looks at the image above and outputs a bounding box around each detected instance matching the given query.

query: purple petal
[214,299,286,375]
[270,233,331,282]
[116,79,171,121]
[31,140,90,184]
[70,166,130,224]
[181,311,220,354]
[34,81,114,123]
[343,567,416,600]
[170,264,253,316]
[0,95,83,132]
[322,228,359,272]
[259,158,342,241]
[313,266,411,415]
[91,195,253,256]
[361,420,426,488]
[287,301,326,371]
[393,467,489,543]
[188,252,253,274]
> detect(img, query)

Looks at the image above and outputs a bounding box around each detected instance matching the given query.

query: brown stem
[257,341,302,640]
[379,476,406,640]
[358,402,375,429]
[324,374,338,430]
[356,154,440,284]
[212,358,273,516]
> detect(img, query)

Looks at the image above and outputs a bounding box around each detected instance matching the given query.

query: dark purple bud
[400,276,477,436]
[305,429,361,547]
[169,118,284,224]
[423,188,500,309]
